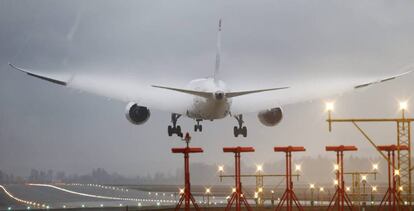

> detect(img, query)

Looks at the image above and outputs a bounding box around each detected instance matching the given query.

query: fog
[1,0,414,181]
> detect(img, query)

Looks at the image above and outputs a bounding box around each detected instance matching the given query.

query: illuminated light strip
[0,185,42,207]
[65,183,129,192]
[28,183,164,203]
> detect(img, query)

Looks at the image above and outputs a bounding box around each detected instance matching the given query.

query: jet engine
[125,102,151,125]
[258,107,283,126]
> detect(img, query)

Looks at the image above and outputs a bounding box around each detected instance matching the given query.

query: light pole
[371,186,377,206]
[218,165,224,182]
[361,175,367,207]
[319,187,324,205]
[205,188,211,208]
[310,184,315,206]
[255,164,264,206]
[270,190,275,208]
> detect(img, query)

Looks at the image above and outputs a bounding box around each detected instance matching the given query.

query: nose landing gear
[233,114,247,137]
[168,113,183,137]
[194,119,203,132]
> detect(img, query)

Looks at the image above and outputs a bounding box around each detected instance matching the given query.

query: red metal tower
[274,146,305,211]
[223,146,254,211]
[326,145,357,211]
[172,133,203,211]
[377,144,409,211]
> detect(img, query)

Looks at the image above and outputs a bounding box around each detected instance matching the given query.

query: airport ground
[15,206,398,211]
[0,184,412,210]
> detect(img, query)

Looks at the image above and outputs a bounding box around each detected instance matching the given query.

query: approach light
[372,164,379,171]
[310,184,315,189]
[346,187,350,192]
[395,169,400,176]
[372,186,377,192]
[326,102,334,112]
[179,188,184,194]
[271,190,274,194]
[295,164,302,171]
[258,187,263,193]
[334,164,339,171]
[361,175,367,182]
[256,165,263,172]
[254,192,258,199]
[319,187,324,192]
[334,180,339,185]
[399,186,404,192]
[218,165,224,172]
[205,188,211,194]
[399,101,408,111]
[232,188,236,193]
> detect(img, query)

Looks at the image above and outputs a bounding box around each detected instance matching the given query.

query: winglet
[9,63,69,86]
[354,70,413,89]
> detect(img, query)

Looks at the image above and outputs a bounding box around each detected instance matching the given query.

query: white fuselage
[185,78,231,120]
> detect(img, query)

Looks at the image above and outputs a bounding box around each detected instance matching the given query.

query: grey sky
[1,0,414,177]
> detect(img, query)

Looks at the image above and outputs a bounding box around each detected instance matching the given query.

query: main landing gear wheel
[233,114,247,137]
[168,113,183,137]
[194,119,203,132]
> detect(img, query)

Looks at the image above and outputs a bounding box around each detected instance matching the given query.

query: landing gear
[194,119,203,132]
[168,113,183,137]
[233,114,247,137]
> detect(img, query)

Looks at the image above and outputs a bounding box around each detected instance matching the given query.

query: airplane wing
[9,63,413,115]
[230,69,413,114]
[9,63,192,114]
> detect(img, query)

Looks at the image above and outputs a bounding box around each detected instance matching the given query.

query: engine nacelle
[125,102,150,125]
[258,107,283,126]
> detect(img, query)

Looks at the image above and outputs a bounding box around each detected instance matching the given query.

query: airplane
[9,19,413,138]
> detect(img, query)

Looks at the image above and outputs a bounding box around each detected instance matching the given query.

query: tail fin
[213,19,222,83]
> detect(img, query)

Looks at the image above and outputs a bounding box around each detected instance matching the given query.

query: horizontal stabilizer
[225,87,289,98]
[152,85,289,98]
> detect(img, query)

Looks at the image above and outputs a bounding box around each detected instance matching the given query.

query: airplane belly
[186,97,230,120]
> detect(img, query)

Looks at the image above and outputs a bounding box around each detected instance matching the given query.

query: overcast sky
[1,0,414,177]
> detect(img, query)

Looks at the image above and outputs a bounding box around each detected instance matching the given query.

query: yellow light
[361,175,367,182]
[395,169,400,176]
[399,101,408,111]
[310,184,315,189]
[271,190,274,194]
[258,187,263,193]
[179,188,184,194]
[372,164,378,171]
[205,188,211,194]
[334,180,339,185]
[346,187,350,192]
[254,192,258,199]
[372,186,377,192]
[218,165,224,172]
[334,164,339,171]
[256,165,263,172]
[319,187,324,192]
[399,186,404,192]
[326,102,334,112]
[232,188,236,193]
[295,164,301,171]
